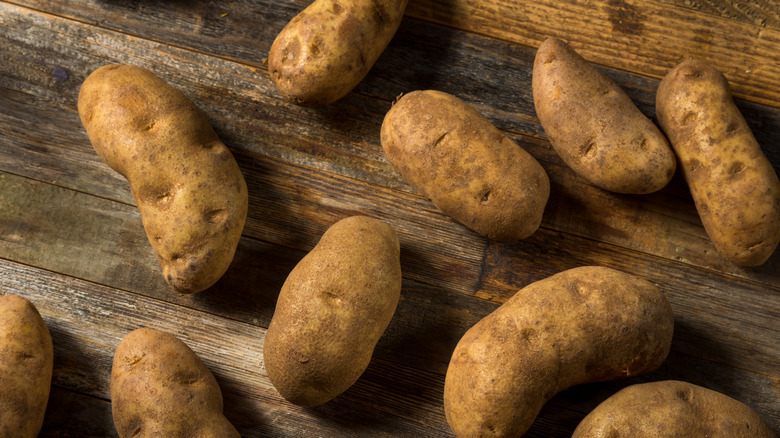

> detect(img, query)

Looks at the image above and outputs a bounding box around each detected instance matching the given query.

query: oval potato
[656,59,780,266]
[263,216,402,406]
[381,90,550,241]
[78,64,248,293]
[443,266,674,438]
[533,37,676,194]
[269,0,409,107]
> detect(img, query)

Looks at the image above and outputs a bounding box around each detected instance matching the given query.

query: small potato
[268,0,409,107]
[656,59,780,266]
[111,327,240,438]
[0,295,53,438]
[533,37,676,194]
[263,216,402,406]
[443,266,674,438]
[572,380,777,438]
[78,64,248,293]
[381,90,550,241]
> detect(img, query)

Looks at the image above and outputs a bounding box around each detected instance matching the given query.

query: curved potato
[263,216,402,406]
[111,327,240,438]
[269,0,409,107]
[656,59,780,266]
[533,37,676,194]
[78,64,248,293]
[0,295,53,438]
[572,380,776,438]
[443,266,674,438]
[381,90,550,241]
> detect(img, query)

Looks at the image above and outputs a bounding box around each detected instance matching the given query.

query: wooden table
[1,0,778,436]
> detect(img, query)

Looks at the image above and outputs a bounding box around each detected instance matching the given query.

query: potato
[0,295,53,438]
[381,90,550,241]
[533,37,676,194]
[656,59,780,266]
[263,216,401,406]
[78,64,248,293]
[572,380,776,437]
[110,327,240,437]
[443,266,674,438]
[268,0,409,107]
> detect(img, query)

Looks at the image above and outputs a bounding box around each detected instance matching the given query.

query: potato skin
[269,0,409,107]
[572,380,777,438]
[110,327,240,438]
[656,59,780,266]
[78,64,248,293]
[0,295,53,438]
[381,90,550,241]
[443,266,674,438]
[533,37,676,194]
[263,216,402,406]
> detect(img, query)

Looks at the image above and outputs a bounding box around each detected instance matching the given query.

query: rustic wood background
[1,0,778,436]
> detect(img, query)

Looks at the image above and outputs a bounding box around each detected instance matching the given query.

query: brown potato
[0,295,53,438]
[78,64,248,293]
[110,327,240,437]
[381,90,550,241]
[443,266,674,438]
[656,59,780,266]
[263,216,402,406]
[268,0,409,107]
[572,380,776,437]
[533,37,676,194]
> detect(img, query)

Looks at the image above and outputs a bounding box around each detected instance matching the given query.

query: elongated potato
[111,327,240,437]
[572,380,777,438]
[264,216,402,406]
[78,64,248,293]
[656,59,780,266]
[381,90,550,241]
[269,0,409,107]
[0,295,53,438]
[533,37,676,194]
[444,266,674,438]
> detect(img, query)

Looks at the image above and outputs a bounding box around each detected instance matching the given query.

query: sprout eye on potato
[78,64,248,294]
[656,59,780,267]
[532,37,676,194]
[268,0,409,107]
[572,380,777,438]
[110,327,240,438]
[0,295,53,438]
[381,90,550,241]
[443,266,674,438]
[263,216,402,406]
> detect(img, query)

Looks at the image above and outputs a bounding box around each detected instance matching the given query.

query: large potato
[78,64,248,293]
[533,37,676,194]
[572,380,776,437]
[443,266,674,438]
[268,0,409,107]
[0,295,53,438]
[381,90,550,241]
[110,327,240,437]
[656,59,780,266]
[263,216,402,406]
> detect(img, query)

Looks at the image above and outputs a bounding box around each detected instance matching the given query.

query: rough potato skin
[572,380,777,438]
[111,327,240,438]
[443,266,674,438]
[656,59,780,266]
[263,216,402,406]
[0,295,53,438]
[269,0,409,107]
[78,64,248,293]
[533,37,676,194]
[381,90,550,241]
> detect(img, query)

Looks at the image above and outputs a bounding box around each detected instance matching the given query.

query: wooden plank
[40,387,117,438]
[654,0,780,29]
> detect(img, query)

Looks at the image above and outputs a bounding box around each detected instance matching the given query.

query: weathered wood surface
[0,0,778,436]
